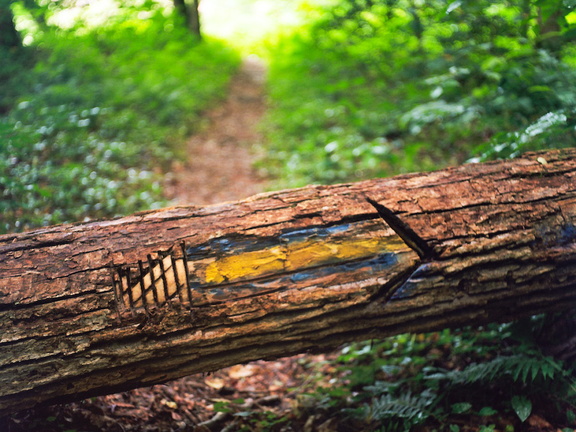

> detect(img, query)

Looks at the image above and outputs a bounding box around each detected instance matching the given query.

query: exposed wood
[1,148,575,416]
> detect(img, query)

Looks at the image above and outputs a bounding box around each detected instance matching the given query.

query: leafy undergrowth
[289,320,576,432]
[223,321,575,431]
[0,8,239,234]
[260,0,576,189]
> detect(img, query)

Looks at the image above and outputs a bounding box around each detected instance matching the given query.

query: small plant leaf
[451,402,472,414]
[479,406,498,416]
[511,395,532,422]
[213,401,232,413]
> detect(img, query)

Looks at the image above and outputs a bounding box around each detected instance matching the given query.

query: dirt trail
[165,56,267,205]
[7,56,334,432]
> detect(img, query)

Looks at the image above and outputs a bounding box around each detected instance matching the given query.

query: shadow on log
[1,148,575,416]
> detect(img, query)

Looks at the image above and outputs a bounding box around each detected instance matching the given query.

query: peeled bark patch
[0,148,575,416]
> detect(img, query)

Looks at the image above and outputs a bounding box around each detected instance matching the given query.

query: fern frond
[440,353,564,386]
[368,390,436,425]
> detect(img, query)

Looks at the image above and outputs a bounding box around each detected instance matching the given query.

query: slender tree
[0,0,21,50]
[173,0,201,40]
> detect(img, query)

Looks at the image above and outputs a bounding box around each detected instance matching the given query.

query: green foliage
[472,108,576,161]
[207,398,289,432]
[361,389,438,431]
[0,43,35,113]
[262,0,576,189]
[297,324,576,430]
[427,353,563,386]
[237,410,290,432]
[511,395,532,422]
[0,8,239,233]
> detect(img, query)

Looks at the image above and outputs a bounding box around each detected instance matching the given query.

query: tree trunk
[188,0,201,40]
[1,148,575,416]
[173,0,201,40]
[536,4,564,54]
[0,1,21,50]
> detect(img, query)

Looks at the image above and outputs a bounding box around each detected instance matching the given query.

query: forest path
[164,55,267,205]
[7,55,335,432]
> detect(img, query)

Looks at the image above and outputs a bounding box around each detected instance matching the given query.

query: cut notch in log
[0,148,575,416]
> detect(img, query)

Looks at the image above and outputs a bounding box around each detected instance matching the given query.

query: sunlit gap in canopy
[15,0,336,50]
[49,0,176,29]
[49,0,122,29]
[14,0,173,45]
[200,0,336,53]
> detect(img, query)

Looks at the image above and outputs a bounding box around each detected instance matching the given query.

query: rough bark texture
[1,149,575,416]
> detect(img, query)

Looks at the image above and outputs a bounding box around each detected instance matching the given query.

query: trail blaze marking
[204,236,408,284]
[112,215,423,311]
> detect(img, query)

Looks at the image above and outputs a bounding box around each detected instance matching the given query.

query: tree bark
[1,148,575,416]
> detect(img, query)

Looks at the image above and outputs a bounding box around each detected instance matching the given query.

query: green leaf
[566,409,576,424]
[511,395,532,422]
[479,406,498,416]
[213,401,232,413]
[521,363,531,383]
[528,85,552,93]
[451,402,472,414]
[541,361,555,380]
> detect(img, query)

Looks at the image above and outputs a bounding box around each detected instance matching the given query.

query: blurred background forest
[2,0,576,430]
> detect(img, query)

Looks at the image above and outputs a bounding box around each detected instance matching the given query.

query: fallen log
[1,148,575,416]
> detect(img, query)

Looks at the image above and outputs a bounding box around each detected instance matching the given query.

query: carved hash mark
[137,260,149,311]
[181,241,193,303]
[110,267,124,313]
[114,243,191,310]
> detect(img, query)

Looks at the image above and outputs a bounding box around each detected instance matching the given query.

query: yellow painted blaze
[205,245,286,284]
[204,235,408,284]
